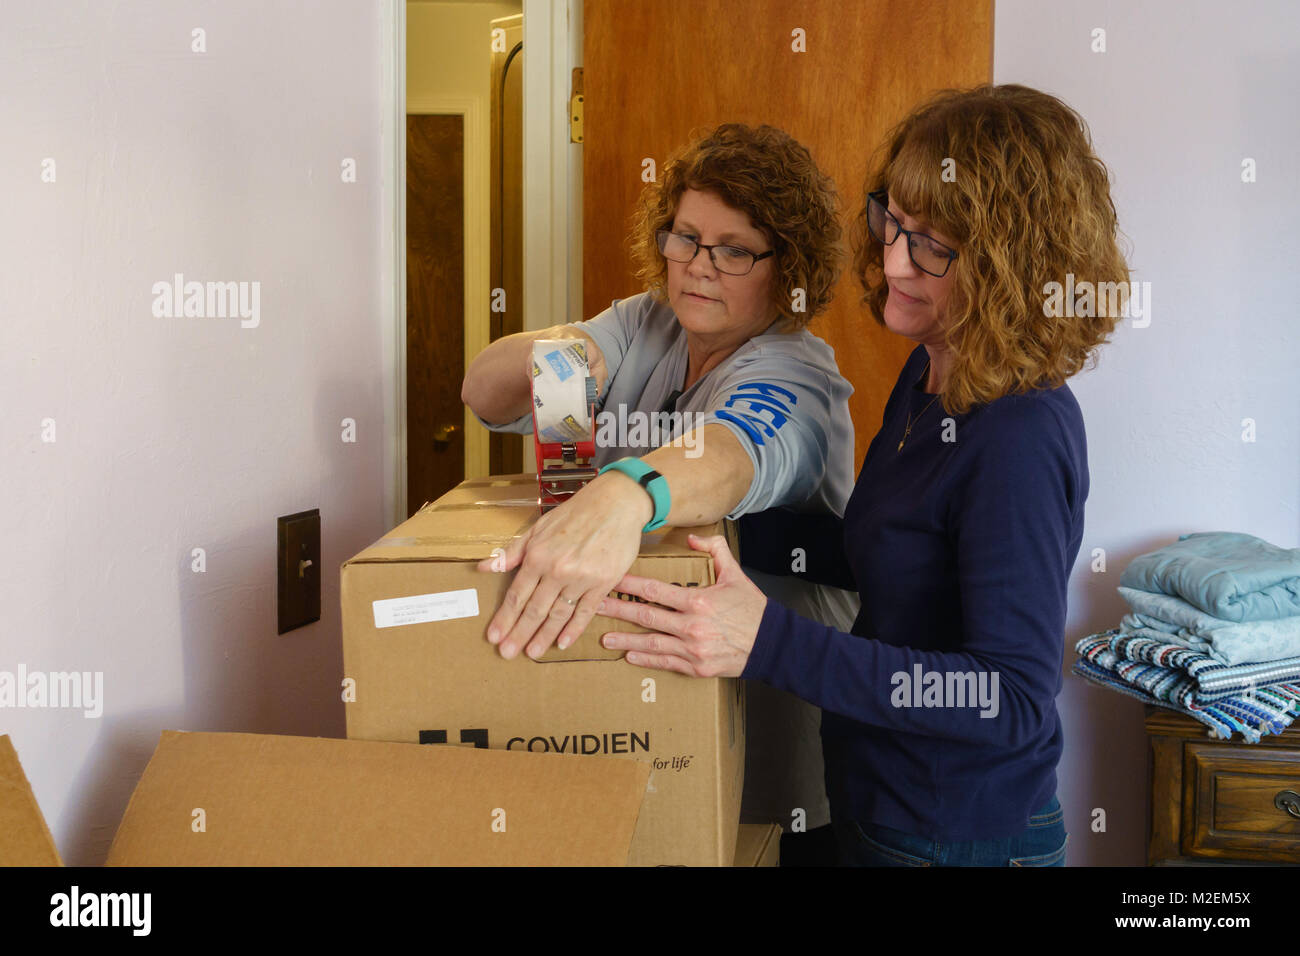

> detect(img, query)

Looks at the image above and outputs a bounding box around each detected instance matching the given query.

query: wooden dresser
[1146,707,1300,864]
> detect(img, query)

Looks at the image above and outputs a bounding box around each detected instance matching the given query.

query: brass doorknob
[433,423,459,445]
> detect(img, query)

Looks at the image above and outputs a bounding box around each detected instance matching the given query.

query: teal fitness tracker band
[598,457,671,532]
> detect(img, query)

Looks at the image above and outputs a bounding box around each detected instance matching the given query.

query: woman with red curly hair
[463,123,859,840]
[599,85,1131,866]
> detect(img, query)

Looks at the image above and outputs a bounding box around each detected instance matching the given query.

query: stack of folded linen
[1072,531,1300,742]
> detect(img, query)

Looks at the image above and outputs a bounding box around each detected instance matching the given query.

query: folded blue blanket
[1118,586,1300,665]
[1119,532,1300,622]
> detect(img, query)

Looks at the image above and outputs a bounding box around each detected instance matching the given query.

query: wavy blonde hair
[851,84,1131,414]
[630,123,843,330]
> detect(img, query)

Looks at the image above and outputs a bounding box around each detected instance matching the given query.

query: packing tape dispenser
[531,339,599,513]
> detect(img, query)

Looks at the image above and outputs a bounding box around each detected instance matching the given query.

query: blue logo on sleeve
[714,382,798,446]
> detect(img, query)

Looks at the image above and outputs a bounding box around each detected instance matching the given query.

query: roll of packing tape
[531,340,597,443]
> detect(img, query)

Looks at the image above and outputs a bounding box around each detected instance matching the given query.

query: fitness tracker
[598,457,671,532]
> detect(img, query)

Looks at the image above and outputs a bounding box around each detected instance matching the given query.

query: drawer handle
[1276,790,1300,819]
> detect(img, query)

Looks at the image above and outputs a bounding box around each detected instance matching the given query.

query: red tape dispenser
[531,339,600,513]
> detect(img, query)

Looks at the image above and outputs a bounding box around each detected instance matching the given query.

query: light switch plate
[278,509,320,634]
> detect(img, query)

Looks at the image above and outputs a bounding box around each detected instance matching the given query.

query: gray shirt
[480,291,860,828]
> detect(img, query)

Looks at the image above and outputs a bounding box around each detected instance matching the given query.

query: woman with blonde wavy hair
[463,123,860,850]
[598,84,1130,866]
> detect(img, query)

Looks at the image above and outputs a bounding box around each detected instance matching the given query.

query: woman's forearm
[461,325,606,426]
[637,424,755,526]
[479,422,753,661]
[745,602,1055,749]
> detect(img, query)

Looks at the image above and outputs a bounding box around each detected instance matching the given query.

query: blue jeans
[833,796,1068,867]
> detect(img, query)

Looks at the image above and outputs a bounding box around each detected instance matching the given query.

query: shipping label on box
[341,475,745,866]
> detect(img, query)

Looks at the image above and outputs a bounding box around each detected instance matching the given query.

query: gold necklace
[898,361,940,452]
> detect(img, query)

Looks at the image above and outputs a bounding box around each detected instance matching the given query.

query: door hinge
[569,67,584,144]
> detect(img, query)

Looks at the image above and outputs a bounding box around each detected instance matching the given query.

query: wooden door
[407,114,466,514]
[583,0,993,465]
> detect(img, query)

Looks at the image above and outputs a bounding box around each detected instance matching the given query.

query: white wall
[994,0,1300,864]
[0,1,392,864]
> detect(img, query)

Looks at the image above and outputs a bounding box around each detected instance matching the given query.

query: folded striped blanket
[1073,630,1300,743]
[1107,633,1300,702]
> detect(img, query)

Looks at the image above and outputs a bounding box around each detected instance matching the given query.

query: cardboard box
[105,731,650,866]
[0,735,62,866]
[341,475,746,866]
[5,732,770,867]
[733,823,781,867]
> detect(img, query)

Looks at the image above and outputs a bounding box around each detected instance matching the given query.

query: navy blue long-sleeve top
[738,344,1088,841]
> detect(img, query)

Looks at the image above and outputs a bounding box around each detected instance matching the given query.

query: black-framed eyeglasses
[656,229,774,277]
[866,190,958,278]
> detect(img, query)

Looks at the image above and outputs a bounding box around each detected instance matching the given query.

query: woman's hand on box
[597,534,765,678]
[476,471,652,660]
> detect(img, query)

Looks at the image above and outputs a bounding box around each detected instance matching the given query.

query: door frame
[384,0,582,525]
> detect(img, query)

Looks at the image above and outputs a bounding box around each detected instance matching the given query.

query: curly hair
[851,84,1131,414]
[629,123,843,330]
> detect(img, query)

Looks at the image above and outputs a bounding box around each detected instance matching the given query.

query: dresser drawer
[1181,743,1300,862]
